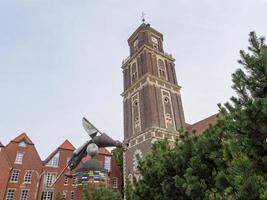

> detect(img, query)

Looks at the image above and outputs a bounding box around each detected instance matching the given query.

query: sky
[0,0,266,159]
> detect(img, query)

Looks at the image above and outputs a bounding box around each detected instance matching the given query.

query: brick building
[0,133,122,200]
[122,22,218,182]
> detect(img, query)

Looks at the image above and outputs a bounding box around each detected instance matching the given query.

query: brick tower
[122,22,186,180]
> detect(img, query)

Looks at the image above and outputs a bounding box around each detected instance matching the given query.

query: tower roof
[128,22,163,43]
[59,139,75,150]
[11,132,34,145]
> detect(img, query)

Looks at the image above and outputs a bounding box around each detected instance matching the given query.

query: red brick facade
[122,23,186,180]
[0,133,122,200]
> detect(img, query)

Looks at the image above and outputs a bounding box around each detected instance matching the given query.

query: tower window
[151,36,159,50]
[131,63,138,83]
[162,90,176,129]
[158,59,167,80]
[133,149,143,172]
[134,116,140,128]
[133,38,138,52]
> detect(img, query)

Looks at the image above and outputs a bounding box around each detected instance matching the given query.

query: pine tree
[130,32,267,200]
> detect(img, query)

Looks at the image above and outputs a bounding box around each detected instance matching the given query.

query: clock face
[151,36,158,44]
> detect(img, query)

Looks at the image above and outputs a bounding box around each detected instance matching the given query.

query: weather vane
[141,12,146,23]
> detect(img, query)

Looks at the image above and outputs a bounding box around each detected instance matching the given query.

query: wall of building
[0,134,122,200]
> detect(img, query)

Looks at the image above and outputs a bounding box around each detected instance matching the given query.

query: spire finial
[141,12,146,23]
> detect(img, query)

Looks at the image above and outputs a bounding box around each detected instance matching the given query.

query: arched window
[158,59,167,80]
[162,90,176,129]
[131,63,138,83]
[132,93,141,134]
[133,149,143,172]
[133,38,139,52]
[151,36,159,50]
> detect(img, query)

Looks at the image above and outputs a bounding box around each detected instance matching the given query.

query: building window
[41,191,53,200]
[132,93,141,134]
[151,36,159,50]
[15,152,24,164]
[18,141,27,147]
[20,190,29,200]
[104,156,111,172]
[72,177,77,186]
[133,149,142,172]
[158,59,167,80]
[24,170,32,183]
[130,63,138,83]
[44,173,56,187]
[133,38,138,52]
[62,191,67,200]
[64,176,68,185]
[6,189,15,200]
[46,151,60,167]
[112,177,118,188]
[70,191,74,200]
[10,169,19,182]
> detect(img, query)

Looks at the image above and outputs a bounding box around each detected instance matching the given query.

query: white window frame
[41,191,53,200]
[10,169,20,182]
[20,189,29,200]
[62,191,67,200]
[15,152,24,164]
[112,177,118,188]
[72,176,76,186]
[64,176,68,185]
[46,151,60,167]
[6,188,15,200]
[24,170,32,183]
[18,141,27,147]
[70,191,75,200]
[44,172,56,187]
[104,156,111,172]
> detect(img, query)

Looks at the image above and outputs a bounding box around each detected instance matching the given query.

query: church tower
[122,22,186,180]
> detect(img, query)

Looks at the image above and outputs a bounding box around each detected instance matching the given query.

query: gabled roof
[43,140,75,164]
[59,140,75,151]
[11,132,34,145]
[187,113,218,134]
[99,147,112,156]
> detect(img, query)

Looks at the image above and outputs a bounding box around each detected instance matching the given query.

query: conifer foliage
[129,32,267,200]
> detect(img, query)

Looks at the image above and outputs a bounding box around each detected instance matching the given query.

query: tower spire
[141,12,146,23]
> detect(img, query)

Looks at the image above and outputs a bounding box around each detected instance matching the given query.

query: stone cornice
[121,73,181,98]
[121,45,175,70]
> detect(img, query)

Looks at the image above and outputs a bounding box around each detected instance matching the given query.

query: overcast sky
[0,0,266,159]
